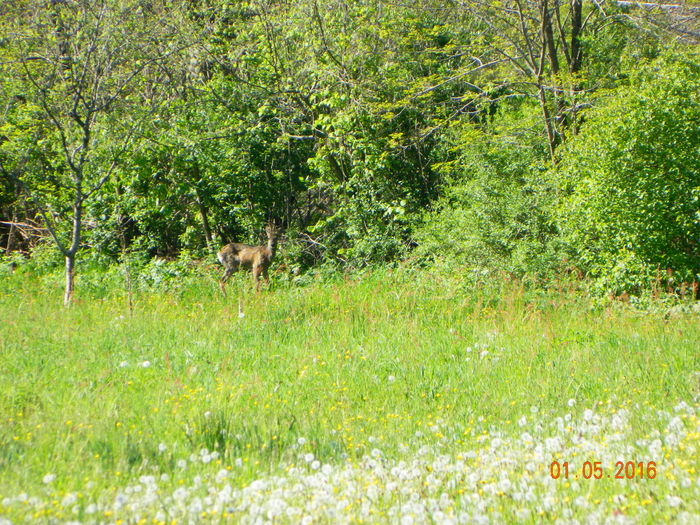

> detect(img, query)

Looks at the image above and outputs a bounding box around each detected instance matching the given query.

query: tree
[1,0,186,304]
[446,0,592,161]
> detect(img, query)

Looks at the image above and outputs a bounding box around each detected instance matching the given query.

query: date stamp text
[550,460,657,480]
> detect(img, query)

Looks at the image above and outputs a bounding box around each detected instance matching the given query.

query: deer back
[218,242,272,270]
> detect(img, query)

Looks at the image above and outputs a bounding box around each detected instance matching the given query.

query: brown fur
[217,223,278,294]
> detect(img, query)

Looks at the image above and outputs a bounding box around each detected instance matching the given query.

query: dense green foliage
[558,55,700,293]
[1,0,698,296]
[414,128,557,277]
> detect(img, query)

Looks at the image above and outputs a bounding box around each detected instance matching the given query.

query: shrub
[414,128,560,279]
[557,52,700,294]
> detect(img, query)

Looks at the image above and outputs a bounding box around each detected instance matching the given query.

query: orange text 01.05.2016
[549,460,657,480]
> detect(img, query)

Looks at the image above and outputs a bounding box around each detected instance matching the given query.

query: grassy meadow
[1,266,699,523]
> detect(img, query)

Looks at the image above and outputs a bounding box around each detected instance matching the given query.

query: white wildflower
[499,478,512,492]
[667,495,682,508]
[216,469,229,482]
[516,508,530,520]
[674,401,690,412]
[61,493,77,507]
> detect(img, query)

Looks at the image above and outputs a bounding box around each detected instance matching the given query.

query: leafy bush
[414,127,561,279]
[557,52,700,294]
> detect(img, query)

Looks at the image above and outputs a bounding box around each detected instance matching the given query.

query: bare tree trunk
[115,185,134,316]
[542,3,566,142]
[570,0,583,75]
[64,253,75,306]
[569,0,583,134]
[538,84,557,163]
[195,189,213,251]
[543,8,560,75]
[63,203,82,306]
[6,208,17,253]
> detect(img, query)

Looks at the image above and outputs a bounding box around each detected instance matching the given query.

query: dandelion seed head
[667,495,682,507]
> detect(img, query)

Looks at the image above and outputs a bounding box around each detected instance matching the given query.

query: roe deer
[217,222,279,294]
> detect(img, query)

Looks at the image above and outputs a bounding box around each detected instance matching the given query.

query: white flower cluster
[1,402,698,523]
[464,340,509,363]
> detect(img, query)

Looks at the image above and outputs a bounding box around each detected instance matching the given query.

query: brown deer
[217,222,279,295]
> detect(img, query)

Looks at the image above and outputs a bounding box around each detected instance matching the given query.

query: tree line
[1,0,698,303]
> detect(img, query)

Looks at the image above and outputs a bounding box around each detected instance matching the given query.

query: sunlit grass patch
[0,269,698,522]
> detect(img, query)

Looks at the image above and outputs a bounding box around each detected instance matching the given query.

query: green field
[1,269,699,523]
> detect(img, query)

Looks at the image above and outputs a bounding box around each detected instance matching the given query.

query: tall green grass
[0,265,698,521]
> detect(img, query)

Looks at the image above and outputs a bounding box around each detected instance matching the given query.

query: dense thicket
[1,0,698,299]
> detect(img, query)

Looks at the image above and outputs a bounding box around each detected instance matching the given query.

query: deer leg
[262,267,270,289]
[252,266,262,292]
[220,269,233,296]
